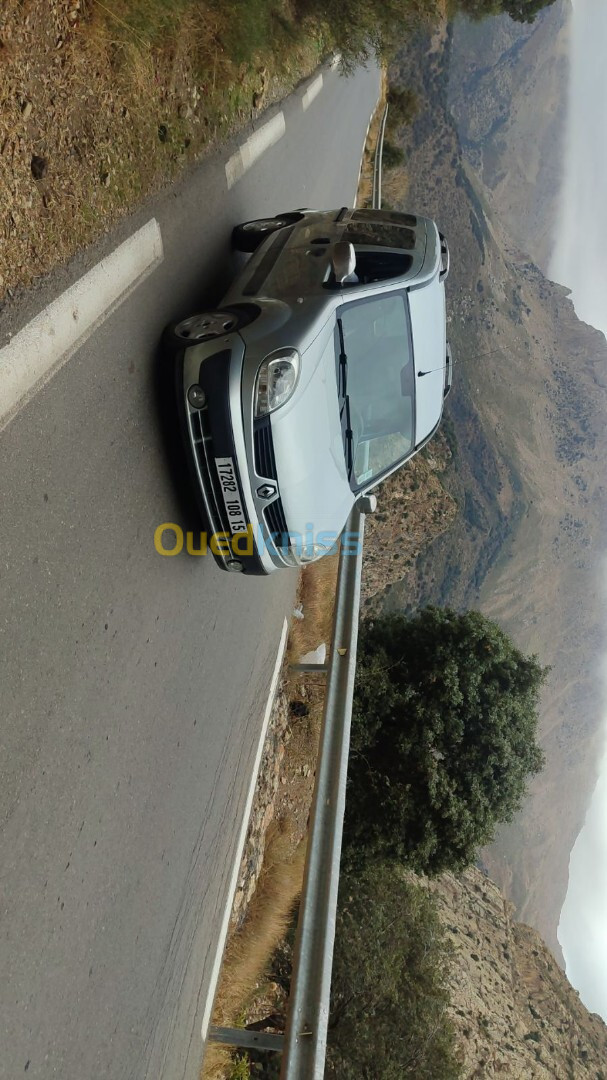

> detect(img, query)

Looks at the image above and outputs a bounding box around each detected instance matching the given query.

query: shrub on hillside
[344,607,546,874]
[387,85,420,127]
[381,139,406,168]
[327,863,462,1078]
[247,864,461,1079]
[456,0,556,21]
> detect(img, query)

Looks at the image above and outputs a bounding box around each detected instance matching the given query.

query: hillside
[447,1,570,272]
[362,21,607,967]
[427,866,607,1078]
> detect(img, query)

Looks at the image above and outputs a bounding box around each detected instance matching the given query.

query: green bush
[227,1054,251,1080]
[294,0,431,68]
[344,607,546,874]
[381,139,406,168]
[248,865,461,1078]
[387,85,420,126]
[327,863,462,1078]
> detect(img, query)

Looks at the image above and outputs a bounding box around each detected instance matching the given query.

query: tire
[232,213,301,253]
[168,307,249,348]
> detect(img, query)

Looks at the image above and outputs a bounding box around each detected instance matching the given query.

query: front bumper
[177,335,295,574]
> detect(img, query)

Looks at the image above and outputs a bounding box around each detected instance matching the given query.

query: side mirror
[332,241,356,285]
[355,494,377,514]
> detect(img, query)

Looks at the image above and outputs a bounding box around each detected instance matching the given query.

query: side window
[324,211,419,288]
[351,209,417,228]
[343,248,413,286]
[344,221,416,249]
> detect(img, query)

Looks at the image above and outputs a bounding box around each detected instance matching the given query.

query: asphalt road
[0,59,381,1080]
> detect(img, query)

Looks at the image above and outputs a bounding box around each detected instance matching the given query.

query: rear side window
[352,209,417,227]
[344,221,416,250]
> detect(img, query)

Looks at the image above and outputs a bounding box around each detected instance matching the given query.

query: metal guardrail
[280,507,366,1078]
[208,97,388,1077]
[372,103,389,211]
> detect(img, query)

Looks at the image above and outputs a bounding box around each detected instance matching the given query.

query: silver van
[167,207,451,573]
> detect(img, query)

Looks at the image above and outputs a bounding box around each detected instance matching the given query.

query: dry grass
[0,0,327,299]
[201,827,307,1080]
[287,552,340,662]
[381,161,411,207]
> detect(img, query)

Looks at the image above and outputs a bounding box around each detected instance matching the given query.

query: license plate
[215,457,248,534]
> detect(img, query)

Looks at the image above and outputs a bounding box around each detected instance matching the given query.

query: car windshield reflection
[336,292,415,489]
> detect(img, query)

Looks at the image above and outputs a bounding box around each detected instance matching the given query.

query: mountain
[447,1,570,273]
[361,18,607,968]
[427,866,607,1077]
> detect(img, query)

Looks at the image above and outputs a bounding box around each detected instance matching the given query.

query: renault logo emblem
[257,483,277,499]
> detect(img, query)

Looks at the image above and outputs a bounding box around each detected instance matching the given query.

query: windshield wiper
[341,392,354,479]
[336,317,348,398]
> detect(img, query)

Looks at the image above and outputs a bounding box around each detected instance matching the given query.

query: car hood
[409,275,447,441]
[269,319,354,543]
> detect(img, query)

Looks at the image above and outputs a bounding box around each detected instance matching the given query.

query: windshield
[336,292,415,489]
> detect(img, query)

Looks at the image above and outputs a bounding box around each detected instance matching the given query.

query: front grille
[264,496,288,538]
[253,416,277,480]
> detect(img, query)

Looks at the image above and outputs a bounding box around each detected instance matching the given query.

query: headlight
[254,349,300,417]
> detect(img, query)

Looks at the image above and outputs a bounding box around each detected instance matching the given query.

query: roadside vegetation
[243,607,546,1078]
[248,864,462,1079]
[344,606,546,873]
[326,863,462,1079]
[201,829,306,1080]
[0,0,555,299]
[453,0,556,20]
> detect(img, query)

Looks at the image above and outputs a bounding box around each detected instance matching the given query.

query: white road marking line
[302,73,323,111]
[0,218,163,432]
[200,616,289,1044]
[225,111,286,189]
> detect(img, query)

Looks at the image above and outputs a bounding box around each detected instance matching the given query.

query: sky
[549,0,607,1022]
[550,0,607,339]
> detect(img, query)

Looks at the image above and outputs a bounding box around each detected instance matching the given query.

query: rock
[30,155,48,180]
[21,101,32,120]
[177,103,193,120]
[425,866,607,1076]
[299,643,326,666]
